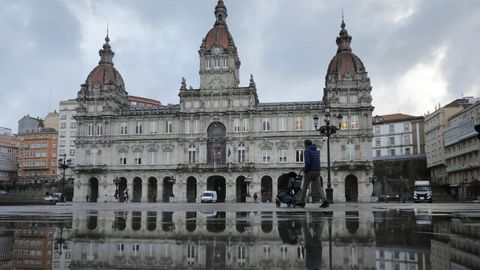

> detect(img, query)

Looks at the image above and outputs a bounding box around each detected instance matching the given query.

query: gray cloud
[1,0,479,133]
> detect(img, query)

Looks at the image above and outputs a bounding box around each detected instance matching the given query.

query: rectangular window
[120,153,127,165]
[374,126,380,135]
[339,95,347,103]
[390,149,396,156]
[60,122,67,129]
[166,121,173,134]
[150,121,157,134]
[96,123,103,136]
[376,149,381,157]
[405,148,411,155]
[134,153,142,165]
[262,150,271,163]
[403,134,411,144]
[87,124,94,136]
[135,122,143,134]
[184,120,191,134]
[243,118,249,132]
[120,123,128,135]
[70,122,76,128]
[278,117,287,131]
[69,149,75,156]
[194,120,199,133]
[350,115,359,129]
[279,149,287,163]
[238,148,245,163]
[60,131,66,138]
[350,95,358,103]
[262,118,271,131]
[206,59,212,69]
[149,152,155,165]
[375,138,381,147]
[389,124,395,133]
[295,149,304,163]
[389,136,395,145]
[295,117,304,130]
[233,119,241,132]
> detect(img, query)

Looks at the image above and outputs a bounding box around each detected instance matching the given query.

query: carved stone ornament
[132,145,144,153]
[117,145,129,153]
[207,76,226,90]
[162,144,174,152]
[147,143,159,152]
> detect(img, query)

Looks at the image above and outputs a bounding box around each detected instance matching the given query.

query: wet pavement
[0,203,479,269]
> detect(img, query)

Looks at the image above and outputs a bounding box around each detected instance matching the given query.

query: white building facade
[57,99,78,183]
[372,114,425,160]
[72,1,374,203]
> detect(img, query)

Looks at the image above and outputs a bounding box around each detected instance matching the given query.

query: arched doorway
[186,177,197,203]
[148,177,157,202]
[206,212,226,233]
[132,211,142,231]
[345,175,359,202]
[163,177,174,202]
[147,211,157,231]
[87,213,98,231]
[346,211,360,234]
[186,212,197,232]
[88,177,99,202]
[132,177,142,202]
[117,177,127,202]
[261,212,273,233]
[207,122,226,165]
[236,176,247,202]
[207,175,226,203]
[261,176,273,203]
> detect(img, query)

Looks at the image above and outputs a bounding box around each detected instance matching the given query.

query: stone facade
[73,1,374,203]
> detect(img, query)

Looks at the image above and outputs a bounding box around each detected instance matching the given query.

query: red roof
[205,25,230,49]
[372,113,423,124]
[128,95,161,107]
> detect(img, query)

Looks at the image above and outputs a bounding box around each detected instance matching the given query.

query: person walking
[298,139,329,208]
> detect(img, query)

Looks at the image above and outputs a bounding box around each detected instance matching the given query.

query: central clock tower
[199,0,240,90]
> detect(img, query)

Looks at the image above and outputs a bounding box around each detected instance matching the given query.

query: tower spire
[99,30,114,65]
[336,14,352,53]
[214,0,228,24]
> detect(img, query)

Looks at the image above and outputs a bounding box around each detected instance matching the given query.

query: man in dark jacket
[298,139,329,208]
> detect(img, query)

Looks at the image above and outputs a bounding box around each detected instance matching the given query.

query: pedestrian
[298,139,329,208]
[253,192,258,203]
[86,194,89,202]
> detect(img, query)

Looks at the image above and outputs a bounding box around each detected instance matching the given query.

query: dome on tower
[203,0,235,50]
[85,35,125,89]
[326,20,366,80]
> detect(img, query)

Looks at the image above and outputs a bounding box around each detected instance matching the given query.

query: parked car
[201,190,217,203]
[0,190,7,195]
[44,195,59,202]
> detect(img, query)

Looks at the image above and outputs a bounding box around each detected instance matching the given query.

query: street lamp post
[58,153,72,202]
[313,106,342,203]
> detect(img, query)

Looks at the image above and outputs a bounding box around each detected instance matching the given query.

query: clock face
[212,46,221,55]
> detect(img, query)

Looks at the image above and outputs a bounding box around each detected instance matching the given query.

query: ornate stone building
[73,1,374,203]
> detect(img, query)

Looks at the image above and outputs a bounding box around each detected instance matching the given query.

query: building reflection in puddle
[1,210,479,269]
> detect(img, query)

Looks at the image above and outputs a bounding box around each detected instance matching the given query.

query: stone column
[157,180,163,203]
[141,181,148,203]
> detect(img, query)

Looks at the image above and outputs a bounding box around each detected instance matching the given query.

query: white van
[413,180,432,203]
[201,190,218,203]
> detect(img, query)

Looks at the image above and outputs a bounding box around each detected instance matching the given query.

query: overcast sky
[1,0,479,133]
